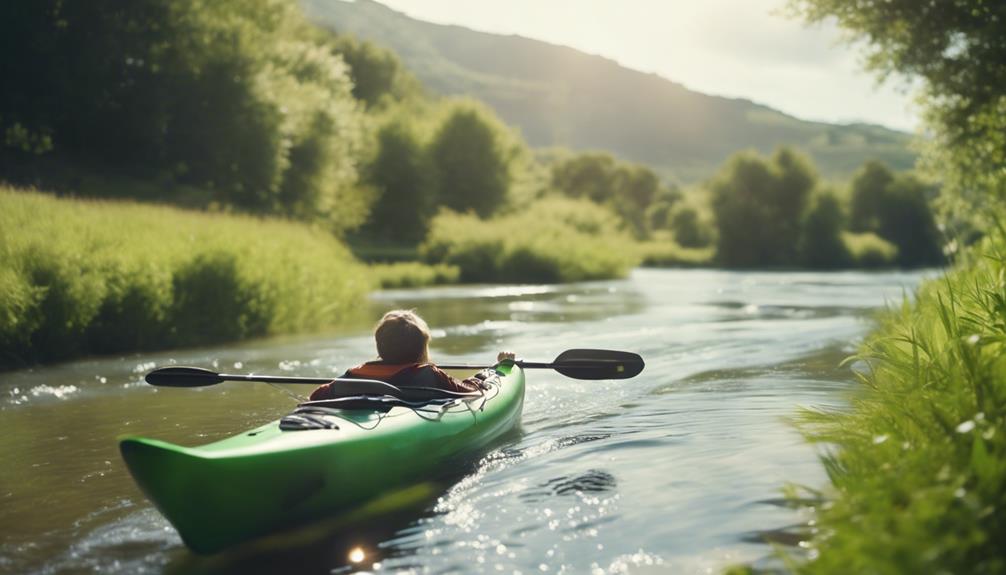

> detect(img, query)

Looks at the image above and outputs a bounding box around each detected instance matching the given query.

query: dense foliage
[709,148,940,269]
[361,120,436,243]
[549,152,681,239]
[429,101,520,218]
[0,0,371,232]
[789,0,1006,218]
[849,161,944,266]
[779,2,1004,572]
[421,198,638,283]
[0,188,371,369]
[793,230,1006,574]
[710,148,816,267]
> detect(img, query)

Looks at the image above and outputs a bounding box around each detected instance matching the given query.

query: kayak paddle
[438,349,644,380]
[145,348,644,387]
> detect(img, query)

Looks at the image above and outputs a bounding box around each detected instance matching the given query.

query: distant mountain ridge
[303,0,916,182]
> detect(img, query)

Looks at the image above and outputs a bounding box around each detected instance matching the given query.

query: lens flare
[348,546,366,563]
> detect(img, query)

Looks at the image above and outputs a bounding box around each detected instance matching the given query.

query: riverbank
[791,231,1004,573]
[1,188,455,369]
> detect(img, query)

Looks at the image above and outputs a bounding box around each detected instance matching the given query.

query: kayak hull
[120,365,525,554]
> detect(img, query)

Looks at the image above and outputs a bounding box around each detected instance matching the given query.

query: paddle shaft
[145,349,643,387]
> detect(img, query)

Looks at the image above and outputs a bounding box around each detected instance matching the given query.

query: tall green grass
[791,226,1005,573]
[420,197,639,283]
[0,187,371,368]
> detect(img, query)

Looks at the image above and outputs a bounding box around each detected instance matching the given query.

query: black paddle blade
[145,366,225,387]
[551,349,645,380]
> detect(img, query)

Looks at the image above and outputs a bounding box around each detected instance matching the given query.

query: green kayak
[120,363,525,554]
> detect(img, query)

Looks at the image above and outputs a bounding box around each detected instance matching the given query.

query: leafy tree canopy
[429,100,521,218]
[710,147,818,267]
[789,0,1006,213]
[0,0,370,232]
[549,152,680,238]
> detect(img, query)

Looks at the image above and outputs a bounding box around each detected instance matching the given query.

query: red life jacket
[343,362,442,388]
[309,361,478,401]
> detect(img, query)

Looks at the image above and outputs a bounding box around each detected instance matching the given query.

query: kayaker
[309,309,515,400]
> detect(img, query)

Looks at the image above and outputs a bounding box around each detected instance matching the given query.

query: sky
[374,0,919,132]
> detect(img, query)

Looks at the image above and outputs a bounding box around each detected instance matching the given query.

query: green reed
[790,226,1006,573]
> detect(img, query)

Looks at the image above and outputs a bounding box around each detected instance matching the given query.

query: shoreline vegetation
[784,228,1005,574]
[0,182,936,371]
[771,1,1006,573]
[3,188,387,370]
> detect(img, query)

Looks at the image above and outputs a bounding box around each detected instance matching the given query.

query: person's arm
[429,366,482,393]
[308,368,354,401]
[431,351,516,393]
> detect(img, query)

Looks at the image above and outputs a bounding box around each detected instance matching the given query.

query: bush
[848,162,945,267]
[711,147,818,267]
[636,241,715,267]
[420,198,638,283]
[799,191,853,268]
[842,232,899,268]
[669,206,715,248]
[793,225,1006,574]
[550,152,680,239]
[368,262,460,289]
[0,187,370,369]
[429,101,520,218]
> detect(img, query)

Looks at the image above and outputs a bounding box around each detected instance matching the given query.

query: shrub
[848,162,945,267]
[368,262,460,289]
[420,198,637,283]
[669,206,715,248]
[0,187,370,369]
[842,232,899,268]
[711,147,818,267]
[793,225,1006,574]
[799,191,853,268]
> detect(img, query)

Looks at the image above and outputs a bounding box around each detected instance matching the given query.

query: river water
[0,268,930,574]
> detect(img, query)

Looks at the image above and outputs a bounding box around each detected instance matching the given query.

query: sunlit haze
[374,0,919,132]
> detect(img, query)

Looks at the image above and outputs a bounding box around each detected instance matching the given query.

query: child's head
[374,309,431,364]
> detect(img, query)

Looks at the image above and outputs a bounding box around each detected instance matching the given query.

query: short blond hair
[374,310,431,364]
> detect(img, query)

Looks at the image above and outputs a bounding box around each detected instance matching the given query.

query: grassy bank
[0,188,377,368]
[421,197,640,283]
[790,228,1005,573]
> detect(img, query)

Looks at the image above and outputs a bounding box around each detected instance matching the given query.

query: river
[0,268,931,574]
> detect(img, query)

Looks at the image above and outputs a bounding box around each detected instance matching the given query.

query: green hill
[302,0,916,182]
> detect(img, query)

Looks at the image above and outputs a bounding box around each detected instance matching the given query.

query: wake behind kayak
[120,363,525,554]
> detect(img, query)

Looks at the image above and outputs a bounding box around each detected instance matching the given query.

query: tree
[789,0,1006,212]
[325,34,420,108]
[710,147,817,267]
[0,0,370,231]
[847,161,944,267]
[875,174,944,267]
[669,206,714,248]
[799,191,852,268]
[849,160,896,232]
[429,102,517,217]
[550,152,679,238]
[362,122,435,243]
